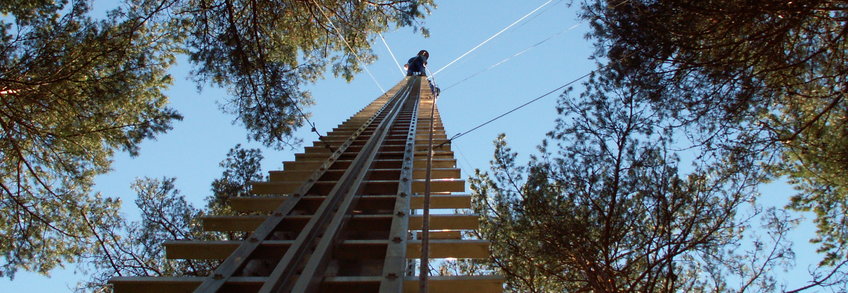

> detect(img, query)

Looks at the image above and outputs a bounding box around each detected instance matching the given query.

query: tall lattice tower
[109,77,503,292]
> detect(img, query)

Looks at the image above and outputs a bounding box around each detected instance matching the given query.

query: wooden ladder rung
[201,213,478,232]
[110,275,504,293]
[227,194,471,213]
[164,239,490,260]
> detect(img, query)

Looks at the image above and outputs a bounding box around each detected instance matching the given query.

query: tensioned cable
[442,23,581,92]
[432,0,636,147]
[379,32,406,76]
[313,2,387,94]
[287,91,334,151]
[305,1,396,150]
[420,76,439,293]
[436,70,593,149]
[515,0,565,30]
[430,0,553,77]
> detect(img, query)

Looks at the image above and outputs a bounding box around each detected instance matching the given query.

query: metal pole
[419,77,439,293]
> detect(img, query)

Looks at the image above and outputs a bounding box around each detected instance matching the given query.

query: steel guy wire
[378,32,406,76]
[430,0,554,77]
[436,70,594,149]
[313,2,387,94]
[441,22,582,92]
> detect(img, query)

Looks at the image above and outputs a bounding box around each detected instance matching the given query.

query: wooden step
[416,230,462,240]
[266,169,313,182]
[408,214,478,230]
[325,275,504,293]
[201,213,479,232]
[251,178,463,196]
[283,160,325,171]
[164,239,490,260]
[228,194,471,213]
[412,179,464,193]
[109,275,504,293]
[250,181,301,195]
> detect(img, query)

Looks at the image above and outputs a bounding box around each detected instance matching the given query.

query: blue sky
[1,0,823,291]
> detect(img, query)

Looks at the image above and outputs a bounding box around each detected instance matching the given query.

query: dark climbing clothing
[406,55,428,76]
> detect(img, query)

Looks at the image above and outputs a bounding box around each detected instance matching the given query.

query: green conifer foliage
[580,0,848,278]
[0,0,432,278]
[0,0,182,278]
[472,72,796,292]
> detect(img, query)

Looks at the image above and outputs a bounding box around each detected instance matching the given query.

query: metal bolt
[392,237,403,243]
[396,211,405,217]
[249,237,259,242]
[386,273,398,280]
[212,273,224,280]
[402,178,409,182]
[399,192,407,197]
[274,211,283,217]
[293,193,301,197]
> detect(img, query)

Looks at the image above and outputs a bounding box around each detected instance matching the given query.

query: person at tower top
[406,50,429,76]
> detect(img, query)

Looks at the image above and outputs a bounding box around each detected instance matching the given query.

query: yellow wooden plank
[411,195,471,209]
[250,181,301,195]
[226,194,469,213]
[413,168,461,179]
[406,239,489,258]
[283,160,324,171]
[413,159,455,169]
[403,276,503,293]
[110,275,503,293]
[268,170,313,181]
[202,212,476,232]
[229,196,286,212]
[412,179,464,193]
[415,230,462,240]
[201,215,266,231]
[110,277,268,293]
[165,239,488,260]
[409,214,478,230]
[110,277,203,293]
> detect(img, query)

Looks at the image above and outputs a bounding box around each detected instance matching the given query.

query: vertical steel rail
[193,92,397,293]
[194,81,409,293]
[259,78,416,293]
[419,78,439,293]
[379,77,422,292]
[287,78,416,292]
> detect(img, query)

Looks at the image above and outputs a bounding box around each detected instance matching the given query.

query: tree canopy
[0,0,432,278]
[81,177,213,292]
[471,1,848,291]
[472,70,796,292]
[206,144,264,216]
[83,145,265,291]
[579,0,848,281]
[0,0,181,278]
[183,0,433,148]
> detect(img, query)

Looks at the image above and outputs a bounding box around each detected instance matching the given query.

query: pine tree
[1,0,433,278]
[81,177,214,292]
[82,145,266,290]
[472,71,797,292]
[579,0,848,283]
[0,0,182,278]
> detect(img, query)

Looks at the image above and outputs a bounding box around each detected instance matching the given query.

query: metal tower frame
[109,77,503,292]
